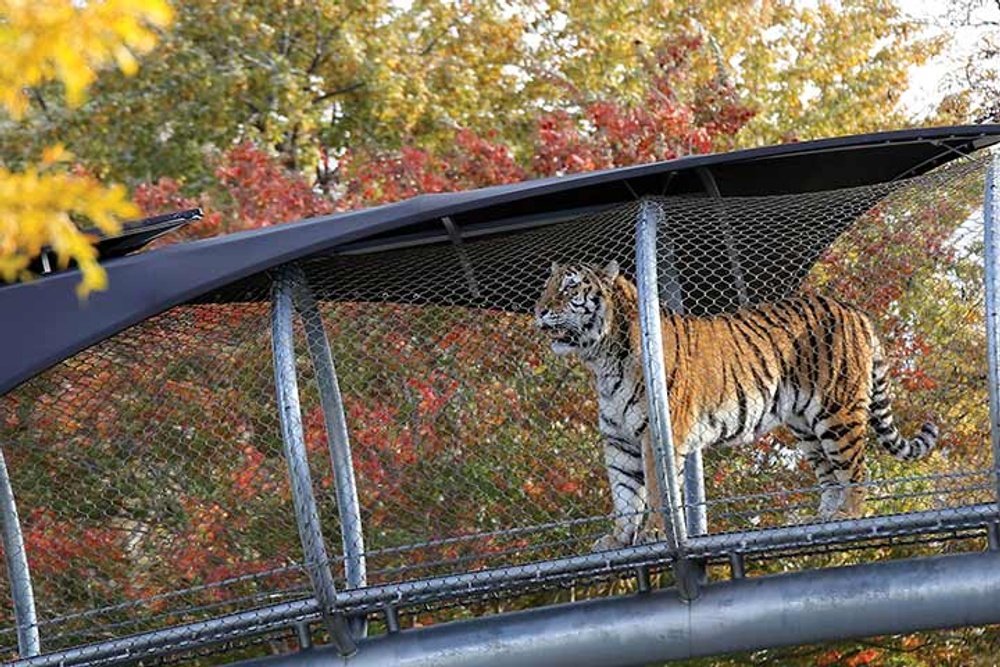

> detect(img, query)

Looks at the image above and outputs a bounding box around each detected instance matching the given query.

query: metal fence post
[271,268,356,657]
[683,452,707,536]
[984,153,1000,503]
[289,267,368,639]
[636,199,696,598]
[0,446,40,658]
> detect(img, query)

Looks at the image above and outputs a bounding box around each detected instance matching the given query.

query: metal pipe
[984,153,1000,503]
[988,522,1000,552]
[12,503,996,667]
[0,446,40,657]
[384,605,401,634]
[271,269,356,657]
[635,199,687,551]
[684,452,707,536]
[294,622,313,650]
[728,552,746,579]
[686,502,997,555]
[335,204,618,256]
[289,269,368,639]
[635,566,651,594]
[227,551,1000,667]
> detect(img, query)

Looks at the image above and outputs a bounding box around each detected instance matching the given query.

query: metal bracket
[728,552,746,579]
[442,216,482,300]
[635,566,652,594]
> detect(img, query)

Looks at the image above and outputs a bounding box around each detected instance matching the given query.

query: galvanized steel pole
[984,153,1000,503]
[635,200,689,555]
[0,446,40,657]
[683,452,707,535]
[271,268,356,656]
[290,268,368,638]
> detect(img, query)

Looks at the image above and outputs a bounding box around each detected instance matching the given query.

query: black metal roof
[2,124,999,396]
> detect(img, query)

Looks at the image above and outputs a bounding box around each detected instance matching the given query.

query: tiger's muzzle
[535,310,581,354]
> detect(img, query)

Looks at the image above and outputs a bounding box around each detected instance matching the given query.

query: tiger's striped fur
[534,261,937,551]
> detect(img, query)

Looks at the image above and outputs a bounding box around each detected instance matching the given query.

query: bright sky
[896,0,1000,116]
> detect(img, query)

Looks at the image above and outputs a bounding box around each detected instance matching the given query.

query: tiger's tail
[868,337,937,461]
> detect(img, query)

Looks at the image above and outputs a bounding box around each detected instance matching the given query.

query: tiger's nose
[535,308,551,328]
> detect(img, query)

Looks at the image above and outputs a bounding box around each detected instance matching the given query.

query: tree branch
[420,14,464,57]
[312,81,366,104]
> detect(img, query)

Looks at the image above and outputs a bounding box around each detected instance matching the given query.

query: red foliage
[845,648,882,666]
[136,143,333,238]
[532,35,754,177]
[341,35,753,208]
[338,129,525,209]
[215,142,334,227]
[24,508,124,578]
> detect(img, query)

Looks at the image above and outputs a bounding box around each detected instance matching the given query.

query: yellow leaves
[41,144,72,166]
[0,157,138,297]
[0,0,173,117]
[0,1,172,295]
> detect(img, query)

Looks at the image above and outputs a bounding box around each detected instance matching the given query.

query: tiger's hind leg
[815,410,869,518]
[792,426,843,519]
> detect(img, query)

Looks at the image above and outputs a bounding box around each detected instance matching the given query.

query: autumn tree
[0,0,938,202]
[917,0,1000,123]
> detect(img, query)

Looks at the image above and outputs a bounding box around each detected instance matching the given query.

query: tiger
[534,260,937,552]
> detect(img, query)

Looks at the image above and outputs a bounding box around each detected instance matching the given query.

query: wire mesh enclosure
[1,149,998,665]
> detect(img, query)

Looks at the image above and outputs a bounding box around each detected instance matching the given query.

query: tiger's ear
[603,260,620,279]
[550,261,560,274]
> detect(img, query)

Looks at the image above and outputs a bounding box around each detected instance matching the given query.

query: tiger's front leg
[593,438,647,552]
[636,431,664,542]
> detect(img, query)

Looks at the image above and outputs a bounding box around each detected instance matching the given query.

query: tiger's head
[534,260,622,358]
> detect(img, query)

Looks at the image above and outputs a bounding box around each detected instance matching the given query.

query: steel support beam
[635,199,695,597]
[229,551,1000,667]
[288,268,368,639]
[271,269,356,656]
[0,446,40,657]
[984,152,1000,502]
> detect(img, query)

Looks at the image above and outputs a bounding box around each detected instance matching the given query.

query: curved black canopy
[2,124,999,396]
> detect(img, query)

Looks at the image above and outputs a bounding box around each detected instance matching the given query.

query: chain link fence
[0,153,996,664]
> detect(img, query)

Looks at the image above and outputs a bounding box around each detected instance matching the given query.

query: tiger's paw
[591,533,629,553]
[636,526,664,545]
